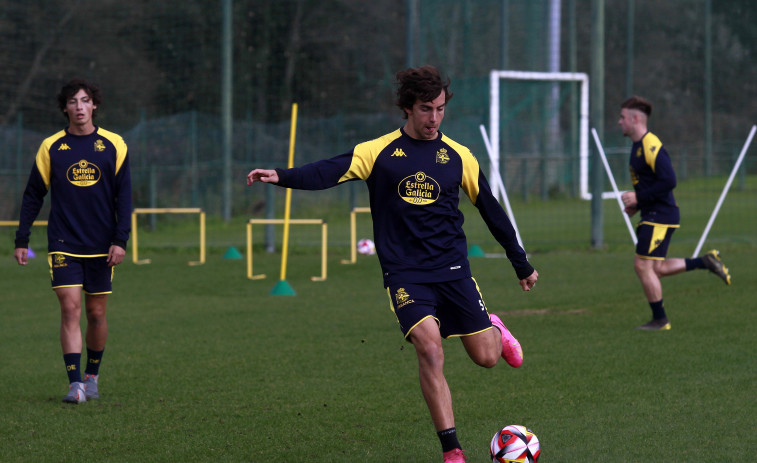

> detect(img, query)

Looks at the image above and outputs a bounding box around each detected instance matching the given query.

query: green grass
[1,241,755,461]
[1,176,755,461]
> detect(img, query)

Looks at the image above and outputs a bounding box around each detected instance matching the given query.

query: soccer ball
[357,238,376,255]
[490,425,540,463]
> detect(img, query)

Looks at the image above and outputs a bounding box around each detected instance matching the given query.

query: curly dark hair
[395,66,453,119]
[57,78,102,121]
[621,95,652,117]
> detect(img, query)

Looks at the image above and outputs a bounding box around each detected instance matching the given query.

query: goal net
[487,70,592,200]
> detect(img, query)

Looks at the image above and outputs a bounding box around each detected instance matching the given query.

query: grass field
[1,182,755,462]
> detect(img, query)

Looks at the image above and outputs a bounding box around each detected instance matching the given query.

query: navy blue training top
[15,127,132,255]
[628,131,679,226]
[275,127,533,287]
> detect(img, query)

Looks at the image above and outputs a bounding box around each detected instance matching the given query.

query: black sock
[649,299,667,320]
[685,257,706,271]
[85,348,104,376]
[63,353,82,384]
[437,427,461,453]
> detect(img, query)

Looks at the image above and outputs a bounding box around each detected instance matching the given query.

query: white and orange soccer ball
[357,238,376,255]
[490,425,541,463]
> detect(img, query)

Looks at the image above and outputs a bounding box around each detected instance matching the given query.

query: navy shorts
[387,278,493,340]
[635,222,678,260]
[48,253,113,294]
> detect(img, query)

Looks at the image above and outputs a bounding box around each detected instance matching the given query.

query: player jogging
[247,66,538,462]
[14,78,132,403]
[618,96,731,330]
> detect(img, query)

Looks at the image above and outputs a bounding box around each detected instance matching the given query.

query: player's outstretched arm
[246,169,279,186]
[519,269,538,292]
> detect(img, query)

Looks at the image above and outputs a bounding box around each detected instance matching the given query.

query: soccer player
[247,66,538,462]
[618,96,731,331]
[14,78,132,403]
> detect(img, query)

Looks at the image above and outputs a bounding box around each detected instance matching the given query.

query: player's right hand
[14,248,28,266]
[246,169,279,186]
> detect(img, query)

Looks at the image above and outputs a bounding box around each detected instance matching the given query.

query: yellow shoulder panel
[35,130,66,188]
[97,128,128,174]
[442,134,480,203]
[641,132,663,172]
[340,129,402,182]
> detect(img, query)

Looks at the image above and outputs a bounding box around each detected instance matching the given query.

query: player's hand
[107,245,125,267]
[14,248,28,266]
[247,169,279,186]
[621,191,639,217]
[519,269,538,291]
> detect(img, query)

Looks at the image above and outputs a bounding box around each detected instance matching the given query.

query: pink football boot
[490,314,523,368]
[442,448,467,462]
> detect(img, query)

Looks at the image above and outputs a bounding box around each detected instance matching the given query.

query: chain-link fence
[1,0,755,246]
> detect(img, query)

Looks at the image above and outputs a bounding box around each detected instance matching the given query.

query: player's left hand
[519,269,538,291]
[107,245,126,267]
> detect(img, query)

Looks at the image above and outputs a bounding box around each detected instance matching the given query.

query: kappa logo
[58,143,71,151]
[636,147,642,157]
[94,139,106,152]
[650,145,658,153]
[436,148,449,164]
[391,148,407,157]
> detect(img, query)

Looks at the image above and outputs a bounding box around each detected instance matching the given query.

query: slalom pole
[591,128,637,245]
[692,124,756,257]
[479,125,524,249]
[271,103,298,296]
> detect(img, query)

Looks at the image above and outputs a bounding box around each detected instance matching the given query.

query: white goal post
[488,70,594,200]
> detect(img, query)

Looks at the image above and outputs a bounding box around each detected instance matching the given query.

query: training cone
[222,246,243,259]
[468,244,485,257]
[270,279,296,296]
[27,248,36,258]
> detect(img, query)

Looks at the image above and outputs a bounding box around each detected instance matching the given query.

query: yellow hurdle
[246,219,327,281]
[131,208,206,265]
[340,207,371,264]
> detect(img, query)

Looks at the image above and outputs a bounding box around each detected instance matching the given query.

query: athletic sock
[63,353,82,384]
[685,257,706,271]
[437,427,461,453]
[85,348,104,376]
[649,299,667,320]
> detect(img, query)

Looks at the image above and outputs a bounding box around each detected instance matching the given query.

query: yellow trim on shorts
[404,315,439,340]
[48,252,109,258]
[51,284,83,290]
[451,326,495,338]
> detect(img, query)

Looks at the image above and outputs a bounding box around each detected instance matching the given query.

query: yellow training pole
[271,103,298,295]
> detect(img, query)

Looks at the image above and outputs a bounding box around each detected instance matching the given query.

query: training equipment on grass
[274,102,299,294]
[479,124,524,250]
[591,129,638,245]
[356,238,375,255]
[692,124,756,257]
[341,206,371,264]
[246,219,327,282]
[490,425,541,463]
[130,208,206,265]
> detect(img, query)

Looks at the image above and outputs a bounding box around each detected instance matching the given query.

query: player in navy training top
[247,66,538,462]
[14,78,132,403]
[619,96,731,331]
